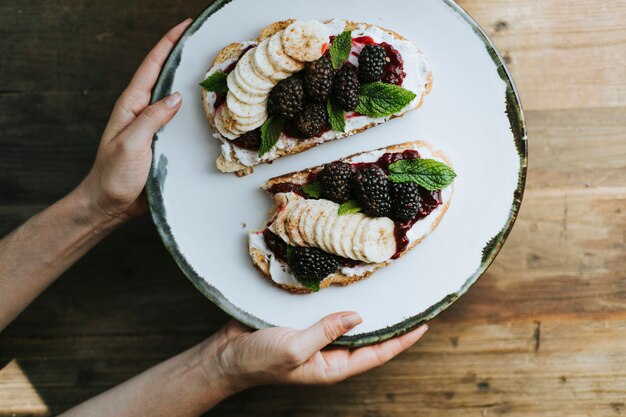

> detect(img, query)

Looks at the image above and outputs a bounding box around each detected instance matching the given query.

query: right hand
[203,312,428,391]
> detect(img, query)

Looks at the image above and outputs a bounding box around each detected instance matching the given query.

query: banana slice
[351,218,369,261]
[313,201,335,253]
[328,214,350,258]
[227,94,267,120]
[268,32,304,74]
[214,106,241,139]
[269,193,300,245]
[227,70,266,99]
[227,73,268,105]
[339,214,363,260]
[234,116,267,133]
[297,201,317,246]
[282,20,329,62]
[285,199,308,246]
[253,39,290,82]
[233,64,271,98]
[235,49,274,93]
[360,217,396,263]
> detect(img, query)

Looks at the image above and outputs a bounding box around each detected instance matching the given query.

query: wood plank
[2,319,625,416]
[457,0,626,111]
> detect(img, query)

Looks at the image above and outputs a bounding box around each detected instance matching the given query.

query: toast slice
[248,141,453,294]
[202,19,433,176]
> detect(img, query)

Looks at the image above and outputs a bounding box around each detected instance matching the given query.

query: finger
[292,312,363,359]
[104,18,192,140]
[115,91,182,152]
[342,324,428,377]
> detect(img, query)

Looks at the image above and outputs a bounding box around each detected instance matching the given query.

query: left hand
[77,19,192,224]
[202,312,428,391]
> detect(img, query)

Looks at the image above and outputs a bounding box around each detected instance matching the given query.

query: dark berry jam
[263,230,288,263]
[380,42,406,85]
[231,129,261,151]
[352,36,376,45]
[268,182,303,196]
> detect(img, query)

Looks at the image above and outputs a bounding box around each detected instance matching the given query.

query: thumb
[117,91,182,151]
[292,312,363,358]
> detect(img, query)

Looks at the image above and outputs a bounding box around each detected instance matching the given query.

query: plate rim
[146,0,528,347]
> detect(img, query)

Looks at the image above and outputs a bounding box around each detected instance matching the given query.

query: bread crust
[202,19,433,176]
[248,140,453,294]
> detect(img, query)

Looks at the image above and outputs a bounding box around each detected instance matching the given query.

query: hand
[204,312,428,391]
[76,19,192,224]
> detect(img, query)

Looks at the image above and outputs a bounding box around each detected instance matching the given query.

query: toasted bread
[202,19,433,176]
[248,141,453,294]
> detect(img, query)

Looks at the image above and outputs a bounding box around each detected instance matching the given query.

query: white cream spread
[204,20,431,168]
[248,143,452,289]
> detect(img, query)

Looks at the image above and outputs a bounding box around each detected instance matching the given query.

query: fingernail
[165,92,182,108]
[340,313,362,330]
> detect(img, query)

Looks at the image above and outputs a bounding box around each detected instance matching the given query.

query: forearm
[0,185,120,330]
[61,335,236,417]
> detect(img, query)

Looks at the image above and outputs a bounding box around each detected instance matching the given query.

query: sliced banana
[227,70,265,99]
[313,202,335,253]
[282,20,329,62]
[237,48,275,91]
[360,217,396,263]
[253,39,290,82]
[227,73,268,105]
[268,32,304,73]
[297,201,317,246]
[235,49,274,93]
[286,199,309,246]
[227,93,266,120]
[328,214,350,258]
[269,193,300,245]
[214,106,241,140]
[234,116,267,133]
[339,214,364,260]
[351,218,369,261]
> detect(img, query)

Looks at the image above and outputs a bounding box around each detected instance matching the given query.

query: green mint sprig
[388,159,456,191]
[302,182,322,198]
[338,199,363,215]
[355,82,417,118]
[258,116,285,157]
[329,30,352,69]
[199,71,228,94]
[327,98,346,133]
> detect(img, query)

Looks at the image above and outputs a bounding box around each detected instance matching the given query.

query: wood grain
[1,0,625,416]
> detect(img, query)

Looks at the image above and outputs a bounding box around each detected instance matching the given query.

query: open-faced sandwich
[248,141,455,293]
[201,19,432,176]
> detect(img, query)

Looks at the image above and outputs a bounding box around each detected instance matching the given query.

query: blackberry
[319,162,355,203]
[358,45,387,83]
[354,166,392,217]
[268,76,305,119]
[390,182,422,222]
[304,55,334,102]
[332,66,360,111]
[289,247,339,281]
[293,103,328,138]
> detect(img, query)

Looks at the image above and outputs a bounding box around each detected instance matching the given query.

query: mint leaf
[302,182,322,198]
[330,30,352,69]
[259,116,285,157]
[388,158,456,191]
[355,82,417,118]
[327,98,346,132]
[296,277,321,292]
[338,199,362,215]
[199,71,228,94]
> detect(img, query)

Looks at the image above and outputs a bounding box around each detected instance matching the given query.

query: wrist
[197,334,253,395]
[69,181,126,233]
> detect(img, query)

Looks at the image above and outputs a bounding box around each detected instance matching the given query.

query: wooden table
[1,1,624,415]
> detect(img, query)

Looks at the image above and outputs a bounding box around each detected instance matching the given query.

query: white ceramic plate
[147,0,527,346]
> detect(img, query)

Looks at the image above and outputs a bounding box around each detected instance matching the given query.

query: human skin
[0,19,428,416]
